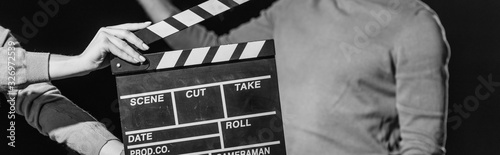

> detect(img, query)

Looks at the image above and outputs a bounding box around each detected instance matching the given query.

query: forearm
[48,54,90,80]
[137,0,179,22]
[15,81,123,155]
[49,122,122,155]
[397,79,447,155]
[2,23,149,86]
[13,82,95,134]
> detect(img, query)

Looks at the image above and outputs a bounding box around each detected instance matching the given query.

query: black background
[0,0,499,154]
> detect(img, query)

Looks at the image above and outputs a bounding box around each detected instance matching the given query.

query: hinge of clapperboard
[110,0,275,75]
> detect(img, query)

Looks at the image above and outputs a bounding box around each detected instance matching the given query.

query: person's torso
[269,0,430,154]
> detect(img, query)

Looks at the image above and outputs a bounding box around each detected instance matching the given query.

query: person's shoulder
[376,1,448,53]
[402,1,440,26]
[398,1,444,38]
[374,0,440,27]
[364,0,444,37]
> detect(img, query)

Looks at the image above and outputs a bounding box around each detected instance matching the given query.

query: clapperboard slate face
[111,40,287,155]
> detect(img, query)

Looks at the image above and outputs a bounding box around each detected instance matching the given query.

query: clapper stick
[113,1,286,154]
[112,40,275,74]
[135,0,250,45]
[112,0,252,74]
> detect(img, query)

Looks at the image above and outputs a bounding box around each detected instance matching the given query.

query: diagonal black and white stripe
[150,40,275,70]
[135,0,250,45]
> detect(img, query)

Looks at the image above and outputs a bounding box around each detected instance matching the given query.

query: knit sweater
[164,0,449,154]
[0,26,118,155]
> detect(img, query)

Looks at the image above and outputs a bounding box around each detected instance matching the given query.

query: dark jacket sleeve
[1,26,119,155]
[16,82,96,135]
[0,26,95,135]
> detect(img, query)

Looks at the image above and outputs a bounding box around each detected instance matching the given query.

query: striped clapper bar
[135,0,250,45]
[111,40,287,155]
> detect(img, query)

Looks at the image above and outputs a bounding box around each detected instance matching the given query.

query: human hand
[49,22,152,80]
[78,22,151,71]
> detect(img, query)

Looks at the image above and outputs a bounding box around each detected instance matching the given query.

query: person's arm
[1,26,125,155]
[394,9,450,155]
[15,82,122,155]
[0,27,50,91]
[1,23,150,88]
[137,0,277,49]
[49,22,151,80]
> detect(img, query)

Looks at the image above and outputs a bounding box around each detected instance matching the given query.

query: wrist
[74,54,97,75]
[49,54,90,80]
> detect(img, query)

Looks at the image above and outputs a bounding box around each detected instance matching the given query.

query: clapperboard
[110,0,286,155]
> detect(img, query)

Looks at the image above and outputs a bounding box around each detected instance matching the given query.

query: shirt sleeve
[1,26,117,154]
[0,26,50,92]
[394,9,450,155]
[164,1,282,49]
[15,82,119,155]
[15,82,96,135]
